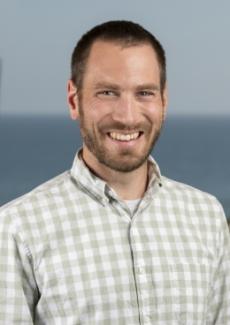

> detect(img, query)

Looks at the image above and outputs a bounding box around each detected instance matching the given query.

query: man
[0,20,229,324]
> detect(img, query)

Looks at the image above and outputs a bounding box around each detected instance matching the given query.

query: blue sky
[0,0,229,116]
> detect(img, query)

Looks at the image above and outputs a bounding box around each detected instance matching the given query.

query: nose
[111,94,139,126]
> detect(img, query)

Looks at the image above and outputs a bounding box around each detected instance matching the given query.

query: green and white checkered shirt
[0,151,229,324]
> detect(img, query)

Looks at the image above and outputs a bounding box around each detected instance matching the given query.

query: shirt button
[137,266,144,274]
[143,315,151,324]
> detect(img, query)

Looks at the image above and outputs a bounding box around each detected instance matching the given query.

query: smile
[108,132,141,142]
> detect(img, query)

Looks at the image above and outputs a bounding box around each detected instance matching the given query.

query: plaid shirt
[0,152,229,324]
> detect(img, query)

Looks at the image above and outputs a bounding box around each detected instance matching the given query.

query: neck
[82,149,149,200]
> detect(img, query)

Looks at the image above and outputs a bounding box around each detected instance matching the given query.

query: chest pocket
[151,260,212,324]
[170,261,211,324]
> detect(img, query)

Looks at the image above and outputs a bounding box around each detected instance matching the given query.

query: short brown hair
[71,20,166,93]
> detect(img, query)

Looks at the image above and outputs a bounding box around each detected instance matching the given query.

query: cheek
[86,97,108,113]
[143,105,164,125]
[88,100,114,123]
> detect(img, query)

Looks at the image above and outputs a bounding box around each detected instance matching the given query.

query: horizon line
[1,112,230,119]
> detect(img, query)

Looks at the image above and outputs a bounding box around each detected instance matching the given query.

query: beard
[78,105,163,173]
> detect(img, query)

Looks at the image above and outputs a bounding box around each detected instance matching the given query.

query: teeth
[109,132,139,141]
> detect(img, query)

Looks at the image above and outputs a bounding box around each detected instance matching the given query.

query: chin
[100,154,149,173]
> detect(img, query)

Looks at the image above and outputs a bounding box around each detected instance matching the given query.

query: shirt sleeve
[208,205,230,324]
[0,211,39,323]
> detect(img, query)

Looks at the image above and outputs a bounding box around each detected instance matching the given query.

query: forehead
[83,40,161,86]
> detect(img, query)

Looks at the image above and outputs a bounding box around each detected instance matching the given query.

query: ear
[162,83,168,121]
[67,79,79,120]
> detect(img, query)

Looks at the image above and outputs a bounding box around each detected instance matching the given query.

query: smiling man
[0,21,229,324]
[68,38,167,200]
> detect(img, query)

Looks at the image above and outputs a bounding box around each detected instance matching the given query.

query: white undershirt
[125,199,141,215]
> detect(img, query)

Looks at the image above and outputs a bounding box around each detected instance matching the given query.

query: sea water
[0,115,229,218]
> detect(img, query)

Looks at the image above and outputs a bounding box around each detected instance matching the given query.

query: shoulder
[160,176,227,233]
[0,171,71,229]
[161,176,222,208]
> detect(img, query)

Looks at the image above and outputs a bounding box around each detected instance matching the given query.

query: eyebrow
[93,82,119,90]
[135,84,160,91]
[93,82,160,91]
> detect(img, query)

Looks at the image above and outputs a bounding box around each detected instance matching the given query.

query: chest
[34,202,214,324]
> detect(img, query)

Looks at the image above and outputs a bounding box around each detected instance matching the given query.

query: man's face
[68,40,167,173]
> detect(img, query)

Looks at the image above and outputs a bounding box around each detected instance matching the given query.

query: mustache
[99,121,151,132]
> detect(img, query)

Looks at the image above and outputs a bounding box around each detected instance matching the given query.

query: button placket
[129,224,154,324]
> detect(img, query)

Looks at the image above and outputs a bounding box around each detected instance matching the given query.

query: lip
[106,131,144,147]
[107,129,143,134]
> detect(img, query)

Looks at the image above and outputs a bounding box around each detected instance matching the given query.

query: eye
[97,90,117,97]
[138,90,155,97]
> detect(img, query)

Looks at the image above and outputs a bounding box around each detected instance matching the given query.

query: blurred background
[0,0,229,219]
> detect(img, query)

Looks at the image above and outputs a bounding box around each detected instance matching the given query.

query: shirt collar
[70,149,162,203]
